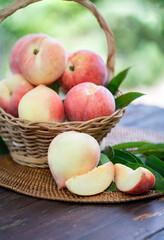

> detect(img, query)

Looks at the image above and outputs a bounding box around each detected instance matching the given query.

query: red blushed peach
[9,33,43,74]
[0,74,34,117]
[19,35,67,85]
[114,164,156,195]
[64,82,115,121]
[59,50,108,91]
[18,85,64,122]
[48,131,100,189]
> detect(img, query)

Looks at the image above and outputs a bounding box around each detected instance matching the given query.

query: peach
[0,74,34,117]
[59,50,108,91]
[18,85,64,122]
[48,131,100,189]
[64,82,115,121]
[114,164,156,194]
[19,35,67,85]
[9,33,39,74]
[66,162,114,196]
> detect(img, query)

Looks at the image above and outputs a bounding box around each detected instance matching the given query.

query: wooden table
[0,104,164,240]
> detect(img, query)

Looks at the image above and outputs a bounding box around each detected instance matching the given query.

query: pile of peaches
[0,33,155,196]
[0,33,115,122]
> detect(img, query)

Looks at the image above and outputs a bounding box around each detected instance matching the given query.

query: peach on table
[48,131,100,189]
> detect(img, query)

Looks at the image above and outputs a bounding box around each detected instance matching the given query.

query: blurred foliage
[0,0,164,89]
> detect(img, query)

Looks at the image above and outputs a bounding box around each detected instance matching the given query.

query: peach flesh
[66,162,114,196]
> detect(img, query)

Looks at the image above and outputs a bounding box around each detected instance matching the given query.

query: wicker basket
[0,0,125,168]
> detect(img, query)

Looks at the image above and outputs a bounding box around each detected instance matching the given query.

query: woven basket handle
[0,0,115,80]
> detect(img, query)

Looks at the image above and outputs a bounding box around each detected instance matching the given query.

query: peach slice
[65,162,114,196]
[114,164,155,194]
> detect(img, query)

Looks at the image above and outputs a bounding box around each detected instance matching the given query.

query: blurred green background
[0,0,164,90]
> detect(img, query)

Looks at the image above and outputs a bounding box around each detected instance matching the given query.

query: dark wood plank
[0,193,163,240]
[77,197,164,240]
[0,188,82,240]
[146,229,164,240]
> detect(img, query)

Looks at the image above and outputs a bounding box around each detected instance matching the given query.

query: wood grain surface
[0,104,164,240]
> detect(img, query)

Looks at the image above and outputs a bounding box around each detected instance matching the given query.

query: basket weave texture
[0,107,124,168]
[0,126,163,203]
[0,0,125,168]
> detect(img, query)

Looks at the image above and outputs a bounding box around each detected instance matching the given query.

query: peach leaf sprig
[106,68,144,110]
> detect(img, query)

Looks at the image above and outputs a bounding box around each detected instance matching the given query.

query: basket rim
[0,88,125,129]
[0,106,125,128]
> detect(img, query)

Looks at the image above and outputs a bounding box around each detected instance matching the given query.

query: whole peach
[0,74,34,117]
[19,35,67,85]
[18,85,64,122]
[64,82,115,121]
[59,50,108,91]
[9,33,40,74]
[48,131,100,189]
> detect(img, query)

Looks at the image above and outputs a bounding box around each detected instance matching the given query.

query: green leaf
[125,163,164,193]
[101,146,114,160]
[126,151,145,164]
[106,67,131,95]
[119,150,144,164]
[106,181,117,192]
[113,141,148,150]
[133,143,164,154]
[98,153,110,166]
[113,142,164,159]
[110,156,129,165]
[0,136,9,156]
[145,152,164,160]
[145,155,164,178]
[115,92,144,110]
[102,146,145,164]
[48,80,59,94]
[115,149,141,163]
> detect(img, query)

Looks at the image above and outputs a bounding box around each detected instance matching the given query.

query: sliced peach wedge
[114,164,155,194]
[65,162,114,196]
